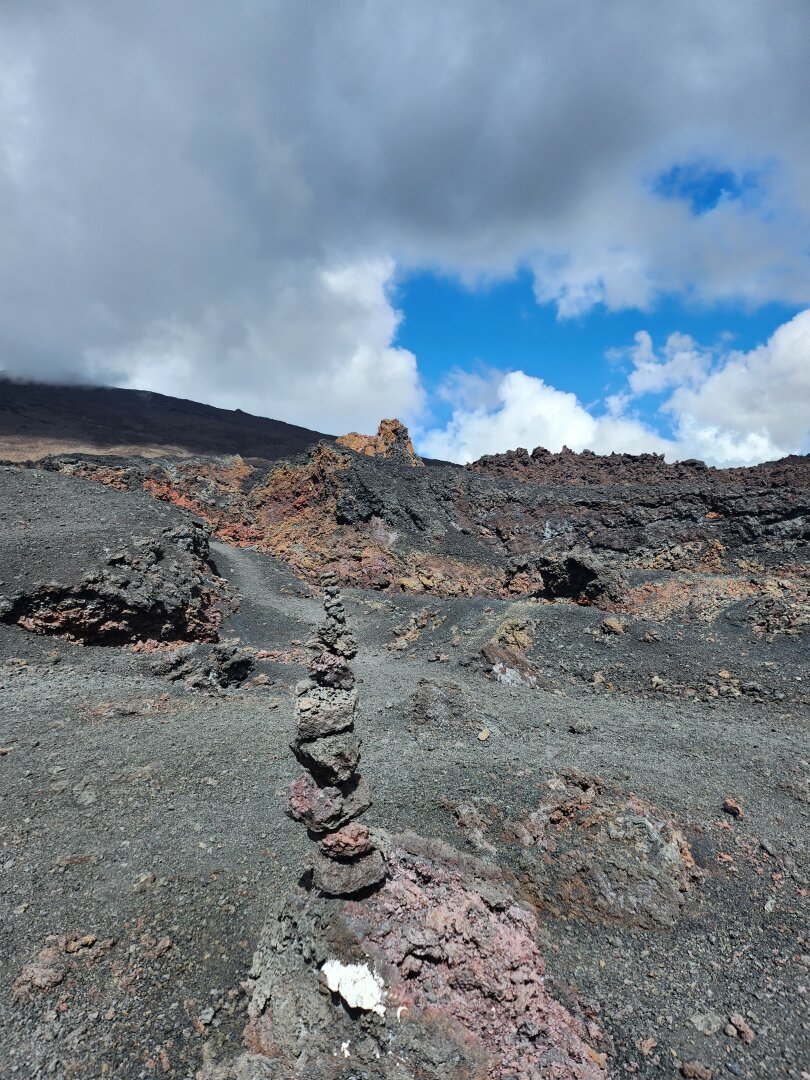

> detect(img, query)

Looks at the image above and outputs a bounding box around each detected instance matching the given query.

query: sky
[1,1,809,465]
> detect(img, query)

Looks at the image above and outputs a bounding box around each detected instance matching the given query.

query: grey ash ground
[0,459,808,1078]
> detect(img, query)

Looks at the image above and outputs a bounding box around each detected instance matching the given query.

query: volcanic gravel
[0,466,807,1078]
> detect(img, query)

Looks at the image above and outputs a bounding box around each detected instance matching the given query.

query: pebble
[569,720,593,735]
[134,873,156,893]
[690,1010,723,1036]
[681,1061,713,1079]
[722,797,744,819]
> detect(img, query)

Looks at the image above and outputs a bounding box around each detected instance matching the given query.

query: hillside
[0,377,333,462]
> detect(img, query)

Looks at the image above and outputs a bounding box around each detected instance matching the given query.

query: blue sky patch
[395,269,800,435]
[651,162,760,214]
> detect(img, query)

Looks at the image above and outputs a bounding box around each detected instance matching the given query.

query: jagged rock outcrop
[205,835,606,1080]
[470,444,810,488]
[335,418,424,466]
[32,426,809,620]
[286,578,386,896]
[0,521,226,645]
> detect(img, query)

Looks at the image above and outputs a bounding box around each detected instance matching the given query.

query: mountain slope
[0,378,334,462]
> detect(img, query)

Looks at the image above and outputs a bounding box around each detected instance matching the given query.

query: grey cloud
[1,0,809,425]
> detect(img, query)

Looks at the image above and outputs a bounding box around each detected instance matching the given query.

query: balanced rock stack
[286,579,387,896]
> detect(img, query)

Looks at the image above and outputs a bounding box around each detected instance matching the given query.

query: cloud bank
[420,311,810,466]
[1,1,809,450]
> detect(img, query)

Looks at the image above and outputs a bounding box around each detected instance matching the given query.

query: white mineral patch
[321,959,386,1016]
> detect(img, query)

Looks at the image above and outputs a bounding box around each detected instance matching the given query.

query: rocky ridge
[28,422,809,626]
[0,468,229,645]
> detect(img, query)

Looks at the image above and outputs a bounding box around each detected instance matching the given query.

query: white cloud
[84,258,423,434]
[419,310,810,466]
[419,370,674,463]
[529,181,810,319]
[663,309,810,463]
[625,331,712,395]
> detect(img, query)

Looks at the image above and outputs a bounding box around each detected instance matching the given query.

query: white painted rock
[321,959,386,1016]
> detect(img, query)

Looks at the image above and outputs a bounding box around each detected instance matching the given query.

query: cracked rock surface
[209,834,605,1080]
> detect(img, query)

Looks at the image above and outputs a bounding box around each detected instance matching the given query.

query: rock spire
[285,575,386,895]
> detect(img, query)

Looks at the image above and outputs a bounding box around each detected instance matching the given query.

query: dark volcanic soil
[0,378,333,462]
[0,439,808,1079]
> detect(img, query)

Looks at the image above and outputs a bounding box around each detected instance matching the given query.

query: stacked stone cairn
[285,577,387,896]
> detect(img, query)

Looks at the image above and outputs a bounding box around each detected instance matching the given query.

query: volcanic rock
[37,423,808,612]
[294,686,357,740]
[227,833,605,1079]
[335,418,424,466]
[0,469,227,644]
[285,774,372,834]
[517,771,698,929]
[480,642,540,688]
[315,618,357,659]
[308,650,355,688]
[532,550,629,603]
[318,822,373,859]
[149,642,254,689]
[310,847,387,896]
[291,730,361,785]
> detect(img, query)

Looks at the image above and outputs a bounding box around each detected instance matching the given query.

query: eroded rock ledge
[0,519,227,645]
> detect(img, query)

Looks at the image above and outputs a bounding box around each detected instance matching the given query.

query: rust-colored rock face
[336,418,423,465]
[349,836,608,1078]
[37,424,809,622]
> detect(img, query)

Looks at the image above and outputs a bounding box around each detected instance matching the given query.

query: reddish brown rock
[336,418,424,466]
[319,822,372,859]
[11,943,65,1001]
[345,834,606,1077]
[308,650,355,688]
[681,1061,713,1080]
[480,642,540,688]
[722,796,744,819]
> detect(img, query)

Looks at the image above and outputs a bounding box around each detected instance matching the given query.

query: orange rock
[319,822,373,859]
[722,797,744,819]
[336,419,423,465]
